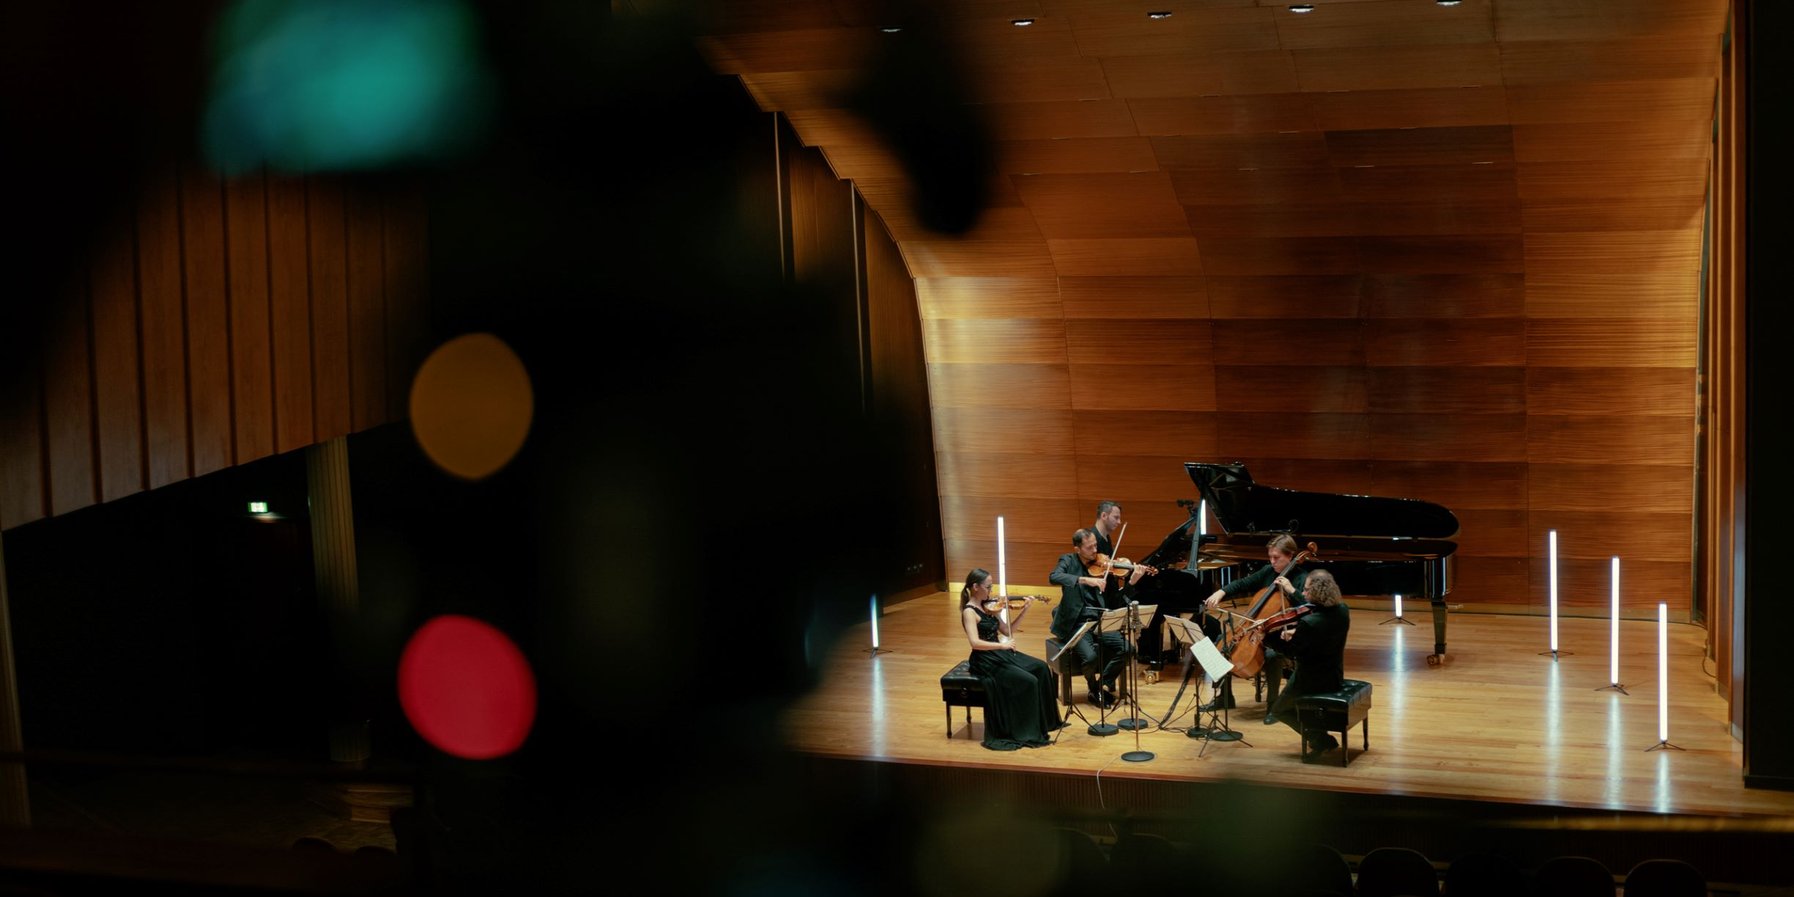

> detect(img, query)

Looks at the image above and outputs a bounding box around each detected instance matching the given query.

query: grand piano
[1132,461,1461,664]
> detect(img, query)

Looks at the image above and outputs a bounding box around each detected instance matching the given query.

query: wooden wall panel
[1525,367,1693,416]
[1068,364,1213,412]
[2,172,427,531]
[138,172,190,490]
[1365,461,1529,511]
[1014,173,1190,239]
[1063,320,1207,365]
[932,406,1076,455]
[1364,319,1526,367]
[1364,366,1527,415]
[935,453,1078,500]
[226,175,276,465]
[987,99,1138,141]
[0,365,44,529]
[307,179,352,442]
[44,272,96,516]
[1214,365,1367,413]
[267,178,313,454]
[916,277,1062,320]
[924,319,1066,364]
[1207,275,1362,318]
[1527,414,1695,464]
[90,217,144,504]
[926,363,1068,408]
[180,167,232,478]
[1070,411,1218,457]
[346,186,387,434]
[1058,276,1207,319]
[1045,239,1202,276]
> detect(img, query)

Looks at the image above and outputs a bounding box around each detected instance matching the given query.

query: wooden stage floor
[781,593,1794,821]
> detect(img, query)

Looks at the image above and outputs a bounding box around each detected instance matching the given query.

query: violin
[1085,553,1158,578]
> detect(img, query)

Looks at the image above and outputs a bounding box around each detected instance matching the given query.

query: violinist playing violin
[960,568,1062,750]
[1200,533,1310,721]
[1267,569,1350,757]
[1048,529,1135,709]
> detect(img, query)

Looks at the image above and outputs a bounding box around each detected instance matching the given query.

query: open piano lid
[1187,461,1460,541]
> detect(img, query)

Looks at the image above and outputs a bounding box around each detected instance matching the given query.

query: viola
[1249,603,1312,634]
[1085,553,1158,578]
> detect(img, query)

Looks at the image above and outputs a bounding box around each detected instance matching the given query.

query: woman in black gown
[960,568,1062,750]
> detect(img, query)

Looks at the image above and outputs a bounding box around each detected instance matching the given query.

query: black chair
[940,660,985,738]
[1049,827,1108,896]
[1270,842,1355,897]
[1355,846,1440,897]
[1443,851,1526,897]
[1108,832,1192,894]
[1622,858,1705,897]
[1294,679,1372,766]
[1531,855,1614,897]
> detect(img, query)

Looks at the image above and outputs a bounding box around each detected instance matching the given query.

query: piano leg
[1428,598,1448,665]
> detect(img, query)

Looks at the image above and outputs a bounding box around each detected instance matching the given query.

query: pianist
[1201,533,1310,721]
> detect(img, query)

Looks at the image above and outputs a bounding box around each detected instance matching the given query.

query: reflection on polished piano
[1133,461,1461,665]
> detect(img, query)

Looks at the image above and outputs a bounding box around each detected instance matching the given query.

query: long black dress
[967,606,1061,751]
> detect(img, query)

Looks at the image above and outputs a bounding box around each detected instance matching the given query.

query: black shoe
[1087,689,1111,708]
[1263,712,1278,726]
[1199,696,1236,712]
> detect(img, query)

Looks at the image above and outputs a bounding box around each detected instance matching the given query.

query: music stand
[1047,620,1100,739]
[1187,629,1247,754]
[1102,603,1157,762]
[1156,614,1207,731]
[1101,604,1157,732]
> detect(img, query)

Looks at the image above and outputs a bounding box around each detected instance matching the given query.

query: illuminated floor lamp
[867,591,888,657]
[1381,592,1414,626]
[1646,601,1684,752]
[1596,556,1627,694]
[1540,529,1570,659]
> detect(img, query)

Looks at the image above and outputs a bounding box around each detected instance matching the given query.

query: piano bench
[1295,679,1372,767]
[941,661,986,739]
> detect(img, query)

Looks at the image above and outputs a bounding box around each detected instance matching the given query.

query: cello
[1223,541,1319,679]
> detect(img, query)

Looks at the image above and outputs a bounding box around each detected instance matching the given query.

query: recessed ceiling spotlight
[1437,0,1462,5]
[1289,4,1315,13]
[1147,11,1173,19]
[1011,18,1035,26]
[879,26,902,33]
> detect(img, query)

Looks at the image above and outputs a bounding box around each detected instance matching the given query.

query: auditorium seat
[1622,858,1706,897]
[1442,851,1526,897]
[1354,846,1440,897]
[1531,855,1615,897]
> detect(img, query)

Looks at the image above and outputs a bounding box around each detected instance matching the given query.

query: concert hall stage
[779,594,1794,892]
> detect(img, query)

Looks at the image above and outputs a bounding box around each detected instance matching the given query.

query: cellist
[1200,533,1310,721]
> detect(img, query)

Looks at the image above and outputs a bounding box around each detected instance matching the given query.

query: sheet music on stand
[1047,620,1097,665]
[1097,604,1156,633]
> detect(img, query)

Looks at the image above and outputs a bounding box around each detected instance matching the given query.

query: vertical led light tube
[1548,530,1559,653]
[1393,593,1404,619]
[997,515,1008,599]
[1658,602,1669,743]
[1609,556,1621,686]
[869,595,880,650]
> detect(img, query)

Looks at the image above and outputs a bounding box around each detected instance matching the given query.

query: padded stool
[1294,678,1372,766]
[940,660,986,738]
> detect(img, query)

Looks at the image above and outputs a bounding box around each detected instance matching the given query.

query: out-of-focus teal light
[204,0,493,173]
